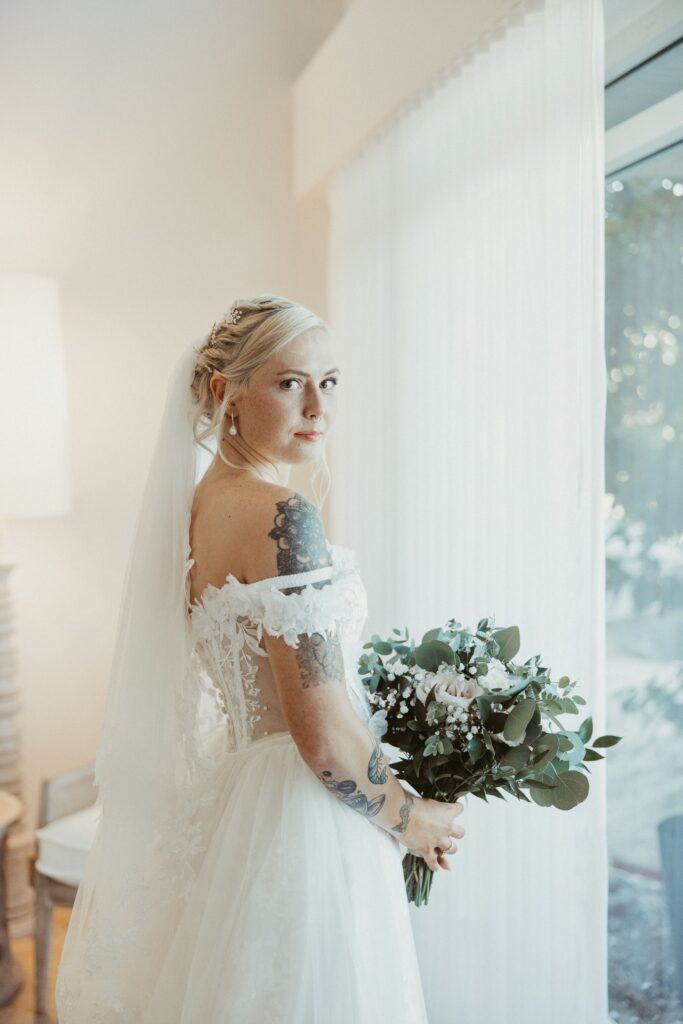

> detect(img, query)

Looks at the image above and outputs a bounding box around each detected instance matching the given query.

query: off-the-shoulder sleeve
[252,567,361,650]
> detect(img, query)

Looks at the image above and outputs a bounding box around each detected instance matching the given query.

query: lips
[295,431,322,439]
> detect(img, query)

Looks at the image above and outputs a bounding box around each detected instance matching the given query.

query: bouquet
[357,617,621,906]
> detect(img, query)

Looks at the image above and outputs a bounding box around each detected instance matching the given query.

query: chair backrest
[38,764,96,828]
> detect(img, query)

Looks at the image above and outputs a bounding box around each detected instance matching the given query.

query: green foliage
[357,615,623,903]
[413,639,455,671]
[491,625,520,662]
[503,698,536,742]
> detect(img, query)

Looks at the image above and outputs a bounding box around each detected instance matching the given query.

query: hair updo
[190,293,331,505]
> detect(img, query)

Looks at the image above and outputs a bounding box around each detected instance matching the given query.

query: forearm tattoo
[318,769,386,818]
[368,737,389,785]
[390,792,415,834]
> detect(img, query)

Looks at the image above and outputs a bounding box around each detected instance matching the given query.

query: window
[605,35,683,1024]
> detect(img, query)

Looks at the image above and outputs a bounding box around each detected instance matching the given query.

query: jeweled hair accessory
[210,302,244,342]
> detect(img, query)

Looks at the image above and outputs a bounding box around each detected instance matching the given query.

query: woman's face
[225,328,340,468]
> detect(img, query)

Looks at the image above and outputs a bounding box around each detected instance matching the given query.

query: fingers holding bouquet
[403,797,466,873]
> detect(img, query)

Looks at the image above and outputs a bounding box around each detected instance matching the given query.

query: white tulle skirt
[143,729,428,1023]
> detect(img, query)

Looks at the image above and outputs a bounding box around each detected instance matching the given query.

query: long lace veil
[56,339,210,1022]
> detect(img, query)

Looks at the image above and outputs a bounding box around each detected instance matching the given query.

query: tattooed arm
[249,487,418,841]
[263,623,418,841]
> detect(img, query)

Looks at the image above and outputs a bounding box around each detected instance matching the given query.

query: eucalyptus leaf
[543,698,568,716]
[556,732,586,764]
[503,699,536,742]
[484,711,507,732]
[592,735,621,748]
[529,785,555,807]
[486,678,534,703]
[421,627,442,643]
[578,716,593,744]
[500,745,531,768]
[558,697,579,715]
[549,770,589,809]
[529,745,557,773]
[413,640,455,671]
[532,733,560,761]
[467,737,486,763]
[491,625,520,662]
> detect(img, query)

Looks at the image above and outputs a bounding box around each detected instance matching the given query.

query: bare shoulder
[242,481,332,583]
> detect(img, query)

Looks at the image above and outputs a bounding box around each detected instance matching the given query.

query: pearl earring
[228,412,238,436]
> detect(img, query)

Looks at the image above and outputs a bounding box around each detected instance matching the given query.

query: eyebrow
[274,368,341,377]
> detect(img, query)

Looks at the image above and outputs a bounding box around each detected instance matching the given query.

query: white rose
[483,664,509,690]
[435,670,485,702]
[434,679,483,711]
[414,675,437,704]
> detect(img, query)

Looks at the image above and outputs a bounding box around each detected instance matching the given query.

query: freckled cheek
[249,392,295,437]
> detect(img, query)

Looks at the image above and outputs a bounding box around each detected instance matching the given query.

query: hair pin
[210,303,243,342]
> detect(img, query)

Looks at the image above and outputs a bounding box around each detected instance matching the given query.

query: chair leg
[34,874,53,1015]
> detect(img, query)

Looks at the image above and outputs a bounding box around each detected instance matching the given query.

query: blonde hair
[191,294,332,508]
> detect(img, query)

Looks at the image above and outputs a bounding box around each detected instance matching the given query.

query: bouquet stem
[402,852,435,906]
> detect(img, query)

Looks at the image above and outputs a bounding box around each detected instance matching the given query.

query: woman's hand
[401,794,466,872]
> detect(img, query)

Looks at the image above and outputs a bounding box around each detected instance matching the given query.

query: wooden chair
[32,764,98,1016]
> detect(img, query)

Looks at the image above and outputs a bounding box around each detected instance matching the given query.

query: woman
[56,294,466,1023]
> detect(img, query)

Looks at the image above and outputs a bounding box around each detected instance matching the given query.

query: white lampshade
[0,275,70,517]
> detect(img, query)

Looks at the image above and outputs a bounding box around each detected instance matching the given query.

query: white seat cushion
[35,803,101,886]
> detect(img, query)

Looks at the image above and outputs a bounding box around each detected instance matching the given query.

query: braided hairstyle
[190,294,332,507]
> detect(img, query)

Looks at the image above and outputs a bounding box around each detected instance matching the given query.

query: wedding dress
[55,337,428,1023]
[138,539,429,1023]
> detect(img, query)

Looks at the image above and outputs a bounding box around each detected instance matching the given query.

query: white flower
[414,675,437,704]
[492,729,525,747]
[399,701,408,713]
[368,708,389,739]
[433,670,485,710]
[483,663,509,690]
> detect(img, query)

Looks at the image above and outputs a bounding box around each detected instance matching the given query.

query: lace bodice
[185,543,371,751]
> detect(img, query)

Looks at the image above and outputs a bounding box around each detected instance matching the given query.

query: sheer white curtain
[327,1,606,1021]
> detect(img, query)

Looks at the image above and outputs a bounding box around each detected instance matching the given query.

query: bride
[55,294,466,1023]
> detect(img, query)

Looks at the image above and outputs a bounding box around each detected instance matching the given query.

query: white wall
[0,0,344,830]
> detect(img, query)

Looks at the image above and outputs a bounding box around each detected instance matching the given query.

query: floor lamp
[0,275,71,939]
